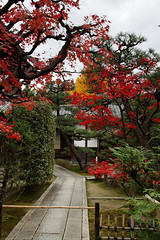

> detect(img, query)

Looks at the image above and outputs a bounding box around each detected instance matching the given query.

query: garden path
[6,165,90,240]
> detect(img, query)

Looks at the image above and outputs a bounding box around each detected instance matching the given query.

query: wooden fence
[3,202,158,240]
[95,202,157,240]
[0,168,4,188]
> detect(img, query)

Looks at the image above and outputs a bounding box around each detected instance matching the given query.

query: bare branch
[16,36,72,80]
[145,194,160,206]
[148,135,160,145]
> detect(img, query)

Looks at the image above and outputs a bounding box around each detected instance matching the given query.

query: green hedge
[6,101,56,186]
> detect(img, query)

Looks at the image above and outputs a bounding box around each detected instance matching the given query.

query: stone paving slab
[5,165,90,240]
[33,233,63,240]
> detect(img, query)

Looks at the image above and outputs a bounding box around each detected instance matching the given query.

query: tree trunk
[133,127,151,149]
[0,167,8,240]
[124,101,151,149]
[60,131,84,170]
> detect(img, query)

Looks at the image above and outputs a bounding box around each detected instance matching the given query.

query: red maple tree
[0,0,110,139]
[70,33,160,210]
[71,33,160,149]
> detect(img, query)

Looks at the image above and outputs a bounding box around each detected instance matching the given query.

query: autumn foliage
[69,33,160,199]
[0,117,21,140]
[71,33,160,149]
[0,0,110,139]
[88,145,160,194]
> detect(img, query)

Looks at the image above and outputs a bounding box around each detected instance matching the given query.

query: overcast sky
[70,0,160,54]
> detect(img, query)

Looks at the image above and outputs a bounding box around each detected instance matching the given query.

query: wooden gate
[95,202,157,240]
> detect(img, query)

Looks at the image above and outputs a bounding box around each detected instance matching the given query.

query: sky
[70,0,160,54]
[10,0,160,81]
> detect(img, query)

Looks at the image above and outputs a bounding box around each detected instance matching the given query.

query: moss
[2,177,55,240]
[2,208,28,240]
[55,159,90,176]
[55,159,72,169]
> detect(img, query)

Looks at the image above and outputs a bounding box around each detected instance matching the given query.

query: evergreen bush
[6,101,56,186]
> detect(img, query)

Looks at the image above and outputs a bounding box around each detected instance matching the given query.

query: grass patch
[87,179,127,209]
[87,179,128,240]
[2,176,55,240]
[55,158,73,169]
[55,158,89,176]
[68,165,89,176]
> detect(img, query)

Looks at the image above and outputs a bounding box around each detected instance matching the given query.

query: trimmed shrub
[7,101,56,186]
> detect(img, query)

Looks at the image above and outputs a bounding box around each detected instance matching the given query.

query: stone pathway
[6,165,90,240]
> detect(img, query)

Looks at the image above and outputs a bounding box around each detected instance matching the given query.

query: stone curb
[5,177,59,240]
[82,177,90,240]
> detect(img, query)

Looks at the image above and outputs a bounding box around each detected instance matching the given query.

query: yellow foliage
[69,74,92,95]
[74,74,89,93]
[70,74,92,95]
[69,73,108,95]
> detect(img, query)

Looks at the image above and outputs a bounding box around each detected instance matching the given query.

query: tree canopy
[0,0,110,99]
[0,0,110,140]
[71,32,160,149]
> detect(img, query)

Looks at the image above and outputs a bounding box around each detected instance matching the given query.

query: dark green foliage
[5,102,56,186]
[0,101,55,240]
[127,196,160,240]
[135,229,160,240]
[41,82,98,169]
